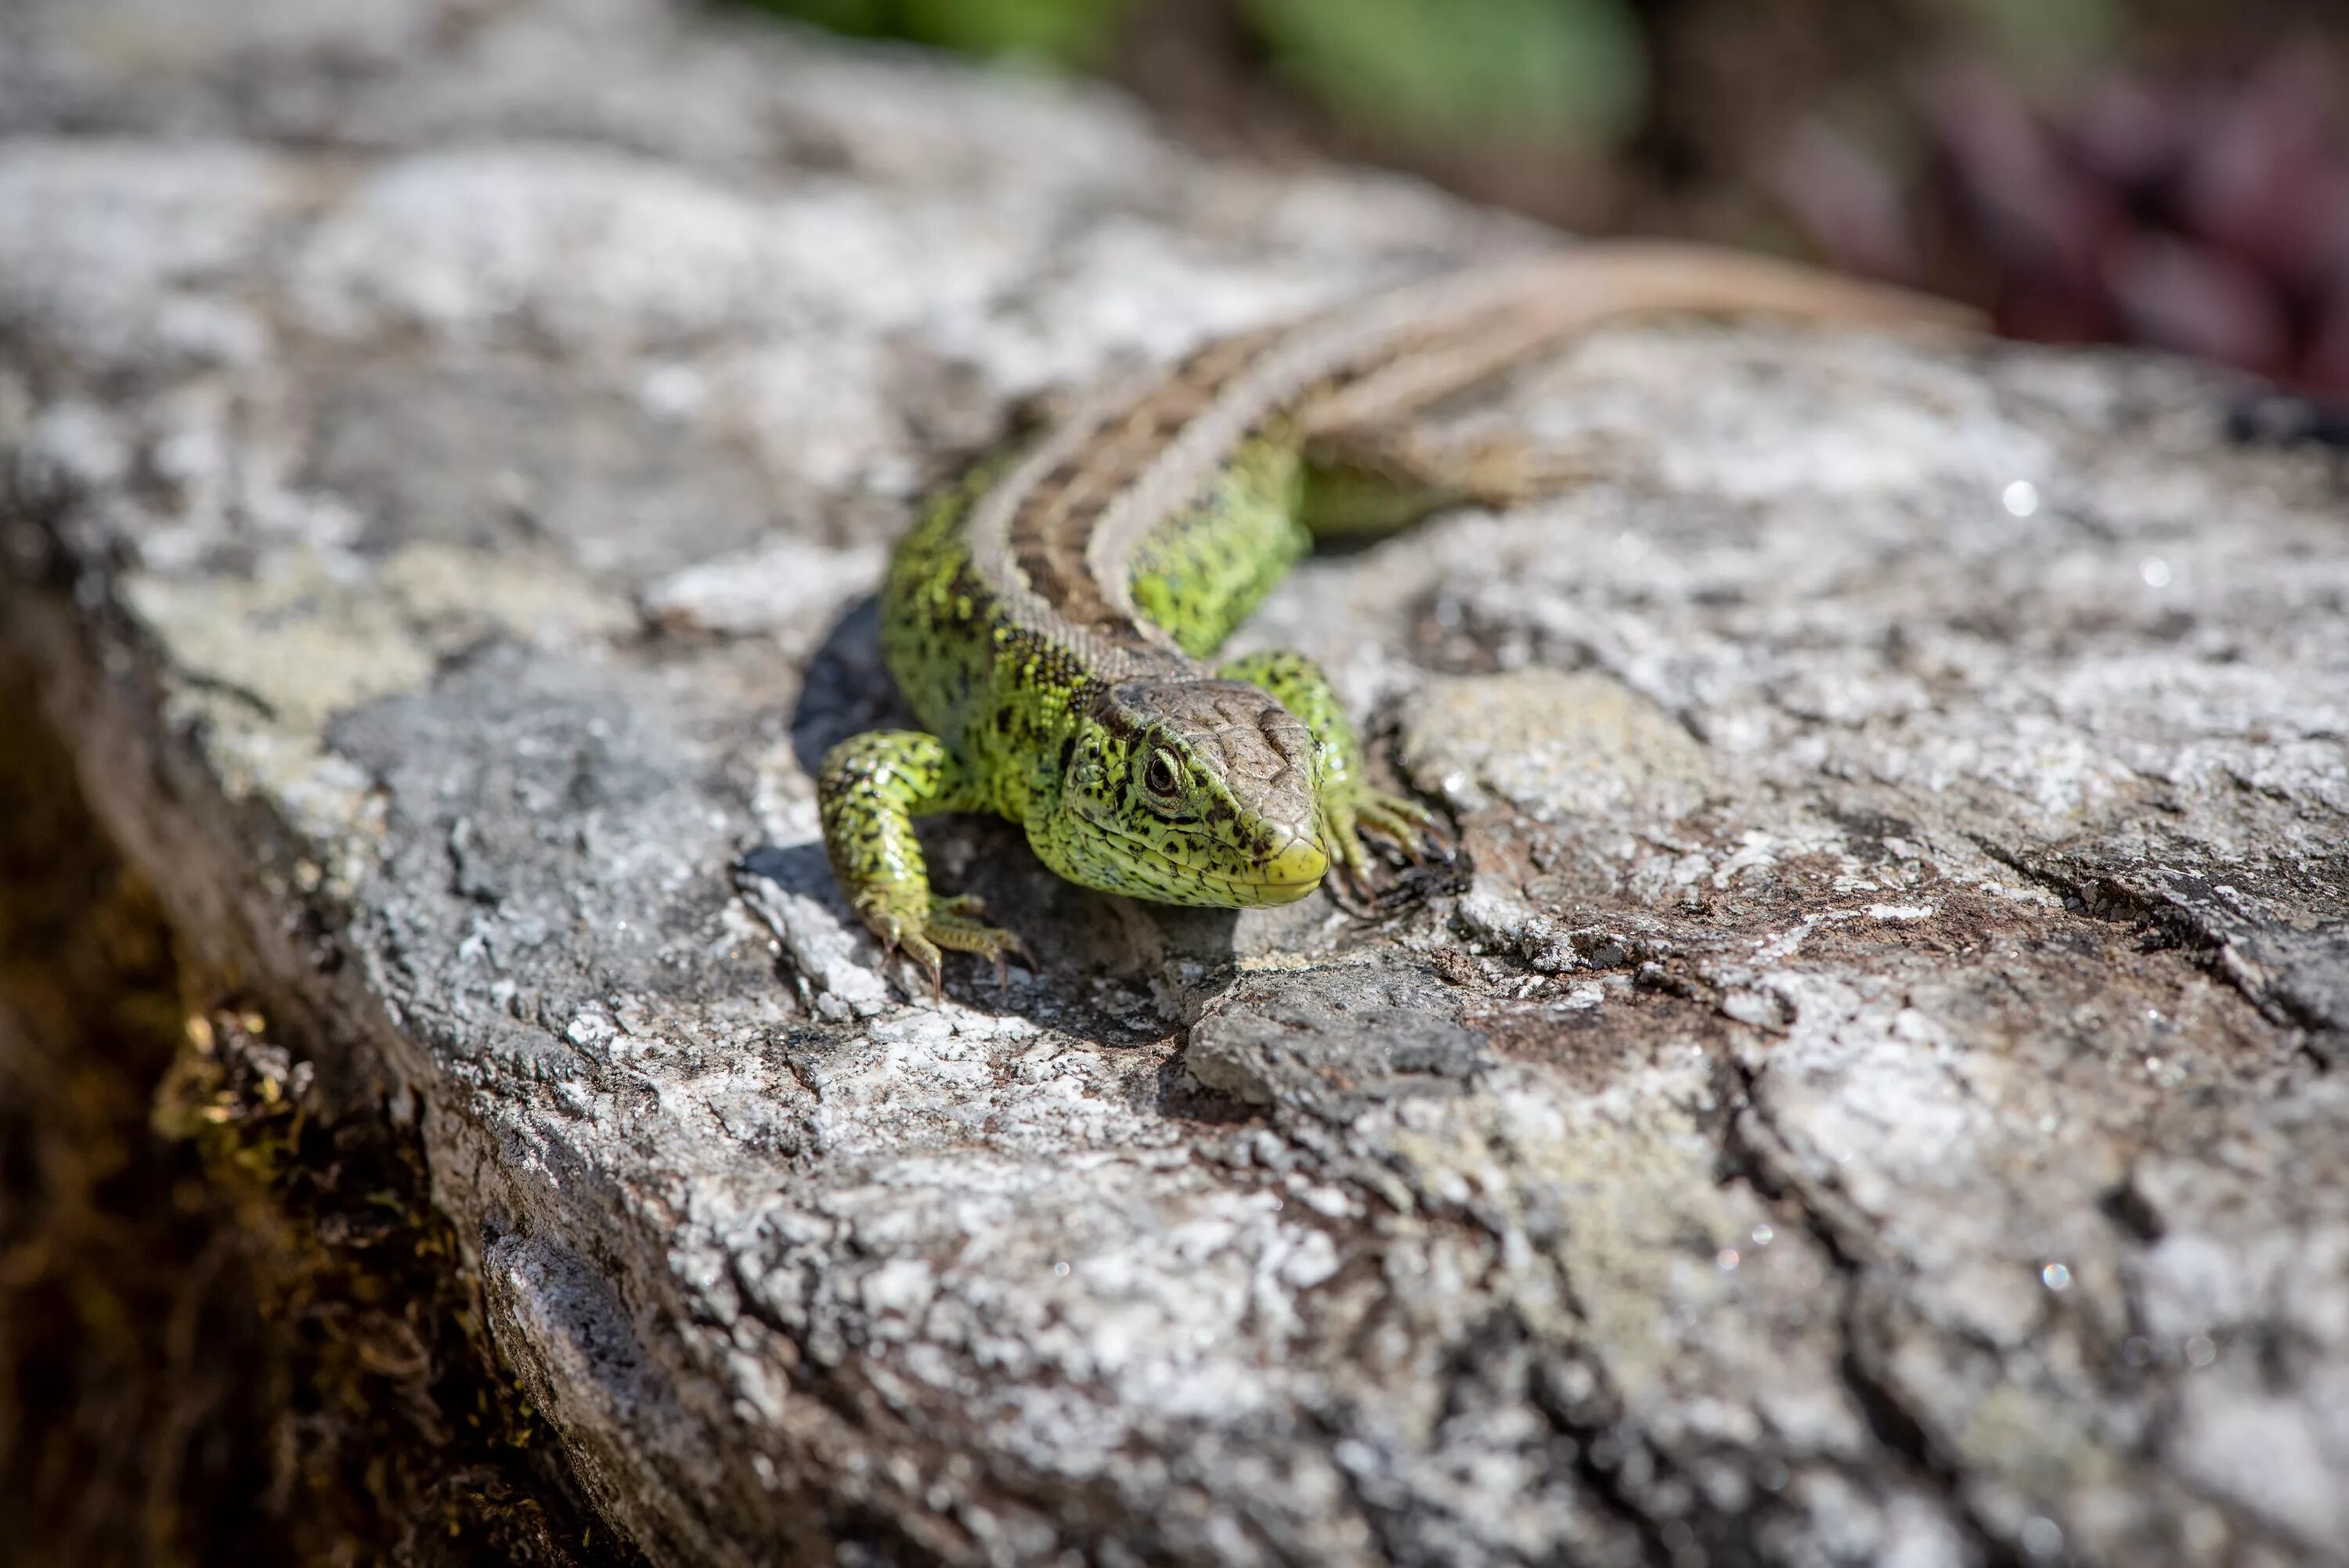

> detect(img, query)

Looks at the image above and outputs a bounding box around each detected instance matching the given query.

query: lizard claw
[1321,788,1452,910]
[853,886,1033,998]
[1325,857,1380,916]
[1353,794,1442,864]
[867,910,944,997]
[922,892,1032,999]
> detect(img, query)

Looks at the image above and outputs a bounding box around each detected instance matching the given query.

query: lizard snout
[1247,824,1330,903]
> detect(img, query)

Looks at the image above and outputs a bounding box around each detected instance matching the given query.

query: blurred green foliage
[747,0,1648,146]
[756,0,1124,63]
[1936,0,2119,74]
[1244,0,1644,145]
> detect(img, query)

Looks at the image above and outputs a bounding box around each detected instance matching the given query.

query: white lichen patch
[0,139,296,374]
[643,538,889,647]
[125,542,632,736]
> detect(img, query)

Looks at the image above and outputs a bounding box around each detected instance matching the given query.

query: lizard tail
[1300,243,1983,438]
[1550,240,1985,337]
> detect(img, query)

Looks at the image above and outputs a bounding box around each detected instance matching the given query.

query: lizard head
[1030,678,1330,907]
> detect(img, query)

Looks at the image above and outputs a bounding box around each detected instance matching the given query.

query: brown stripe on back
[1009,325,1289,640]
[1285,298,1528,421]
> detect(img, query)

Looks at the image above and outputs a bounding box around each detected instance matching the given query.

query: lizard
[817,242,1976,987]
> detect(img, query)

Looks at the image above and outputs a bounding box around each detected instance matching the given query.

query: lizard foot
[853,899,945,997]
[1322,789,1454,907]
[858,893,1031,998]
[1445,432,1607,510]
[923,893,1033,994]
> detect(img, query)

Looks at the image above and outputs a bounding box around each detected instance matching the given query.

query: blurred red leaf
[1777,50,2349,402]
[2106,234,2293,376]
[1766,121,1923,286]
[1916,63,2121,297]
[2179,52,2349,286]
[2306,276,2349,398]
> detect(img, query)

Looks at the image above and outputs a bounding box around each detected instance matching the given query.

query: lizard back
[881,243,1975,795]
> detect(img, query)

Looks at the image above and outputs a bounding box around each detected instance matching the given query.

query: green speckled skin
[1124,436,1313,659]
[820,432,1429,985]
[814,246,1972,982]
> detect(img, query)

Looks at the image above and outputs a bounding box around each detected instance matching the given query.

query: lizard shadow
[789,595,908,777]
[787,595,1247,1036]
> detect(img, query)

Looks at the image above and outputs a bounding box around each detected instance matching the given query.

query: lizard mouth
[1229,833,1330,903]
[1171,829,1330,907]
[1089,823,1329,906]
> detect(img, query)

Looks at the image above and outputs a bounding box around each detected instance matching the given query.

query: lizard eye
[1143,748,1182,798]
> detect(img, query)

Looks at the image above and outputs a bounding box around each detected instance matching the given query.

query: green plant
[749,0,1128,65]
[1239,0,1645,146]
[749,0,1650,147]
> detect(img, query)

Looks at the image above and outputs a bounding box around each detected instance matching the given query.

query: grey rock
[1189,964,1492,1116]
[1399,669,1716,822]
[3,1,2347,1565]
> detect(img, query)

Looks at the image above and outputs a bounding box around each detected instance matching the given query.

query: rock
[1398,669,1717,821]
[3,2,2347,1565]
[1188,963,1492,1116]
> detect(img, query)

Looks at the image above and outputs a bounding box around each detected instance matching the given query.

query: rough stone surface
[5,3,2348,1566]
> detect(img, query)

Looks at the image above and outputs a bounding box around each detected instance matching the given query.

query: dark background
[763,0,2349,402]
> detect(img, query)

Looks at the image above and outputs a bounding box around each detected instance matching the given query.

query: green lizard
[819,243,1972,986]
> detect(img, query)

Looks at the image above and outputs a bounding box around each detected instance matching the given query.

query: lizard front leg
[1217,649,1443,898]
[817,730,1027,992]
